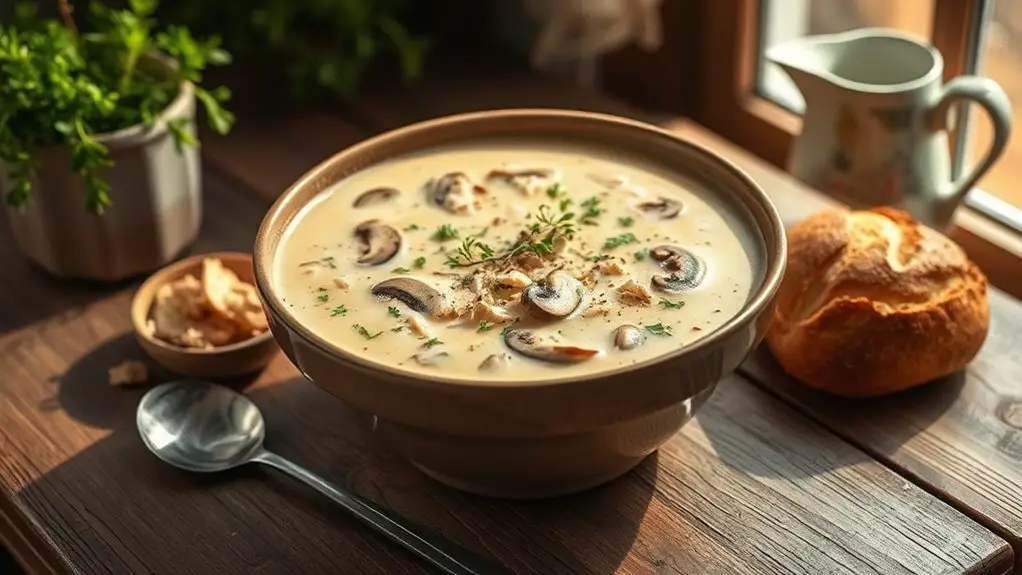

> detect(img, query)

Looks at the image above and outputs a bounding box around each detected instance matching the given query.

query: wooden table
[1,64,1020,575]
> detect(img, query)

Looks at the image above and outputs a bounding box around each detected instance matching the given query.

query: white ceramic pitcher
[767,28,1012,231]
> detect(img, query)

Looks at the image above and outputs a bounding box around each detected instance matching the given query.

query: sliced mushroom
[520,270,588,319]
[371,278,456,320]
[478,352,513,372]
[587,173,629,189]
[413,349,449,366]
[638,197,684,219]
[354,220,401,265]
[503,329,599,364]
[649,245,706,293]
[652,272,703,294]
[588,174,647,198]
[428,172,481,215]
[353,187,400,207]
[613,325,646,350]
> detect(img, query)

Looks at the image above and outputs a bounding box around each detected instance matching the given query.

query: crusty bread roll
[765,206,988,397]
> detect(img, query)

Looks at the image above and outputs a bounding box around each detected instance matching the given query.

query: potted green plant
[0,0,234,281]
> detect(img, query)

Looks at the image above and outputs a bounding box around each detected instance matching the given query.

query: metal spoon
[136,380,508,575]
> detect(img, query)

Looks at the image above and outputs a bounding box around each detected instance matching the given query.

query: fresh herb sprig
[0,0,234,213]
[445,203,577,268]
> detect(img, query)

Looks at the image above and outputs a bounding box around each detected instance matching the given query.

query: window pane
[759,0,934,112]
[968,0,1022,218]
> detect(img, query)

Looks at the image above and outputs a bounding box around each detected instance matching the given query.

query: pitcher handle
[929,76,1012,200]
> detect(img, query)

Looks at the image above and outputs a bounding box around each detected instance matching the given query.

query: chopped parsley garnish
[645,323,673,337]
[589,254,612,262]
[500,324,514,337]
[618,216,634,227]
[477,320,496,332]
[433,224,460,242]
[413,256,427,269]
[352,324,383,340]
[321,256,337,269]
[329,305,348,316]
[390,326,404,332]
[634,249,649,262]
[387,306,402,318]
[604,233,639,249]
[404,224,422,231]
[546,183,566,199]
[579,196,604,225]
[471,226,489,238]
[558,198,573,212]
[422,337,444,348]
[317,292,329,302]
[391,266,411,273]
[659,299,685,310]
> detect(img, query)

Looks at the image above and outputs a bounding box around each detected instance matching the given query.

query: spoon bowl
[138,381,266,473]
[136,380,507,575]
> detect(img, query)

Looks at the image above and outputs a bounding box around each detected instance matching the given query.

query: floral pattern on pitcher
[821,105,914,208]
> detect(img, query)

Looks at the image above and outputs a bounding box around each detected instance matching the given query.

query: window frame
[690,0,1022,294]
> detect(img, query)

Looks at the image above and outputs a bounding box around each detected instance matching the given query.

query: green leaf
[167,117,197,153]
[194,86,235,135]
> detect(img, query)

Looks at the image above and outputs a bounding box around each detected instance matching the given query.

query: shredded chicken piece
[578,268,600,290]
[487,168,561,196]
[598,261,625,276]
[406,315,434,339]
[332,277,350,290]
[617,280,653,306]
[467,301,517,324]
[515,253,545,271]
[492,271,532,297]
[582,305,612,318]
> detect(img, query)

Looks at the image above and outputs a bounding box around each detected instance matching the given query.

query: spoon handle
[253,450,508,575]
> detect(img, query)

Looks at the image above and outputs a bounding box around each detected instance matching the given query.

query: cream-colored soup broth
[274,140,756,382]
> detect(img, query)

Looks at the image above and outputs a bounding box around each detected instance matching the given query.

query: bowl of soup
[254,110,786,498]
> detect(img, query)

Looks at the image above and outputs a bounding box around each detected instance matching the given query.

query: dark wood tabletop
[0,63,1018,575]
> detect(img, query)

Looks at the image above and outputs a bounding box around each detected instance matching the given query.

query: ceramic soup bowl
[253,110,786,499]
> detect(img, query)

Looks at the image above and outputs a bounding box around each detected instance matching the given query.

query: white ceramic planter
[4,82,202,281]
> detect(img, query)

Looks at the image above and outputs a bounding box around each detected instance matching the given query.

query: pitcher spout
[767,28,942,98]
[765,34,847,98]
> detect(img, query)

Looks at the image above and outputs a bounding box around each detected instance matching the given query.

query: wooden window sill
[662,117,1022,300]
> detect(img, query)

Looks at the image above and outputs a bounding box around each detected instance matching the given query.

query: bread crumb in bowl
[148,258,269,349]
[765,206,989,397]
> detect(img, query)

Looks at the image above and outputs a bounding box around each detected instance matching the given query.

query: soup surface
[273,139,757,382]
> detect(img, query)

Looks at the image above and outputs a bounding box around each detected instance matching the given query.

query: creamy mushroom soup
[273,139,757,382]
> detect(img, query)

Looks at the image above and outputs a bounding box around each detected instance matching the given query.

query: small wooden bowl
[131,251,278,378]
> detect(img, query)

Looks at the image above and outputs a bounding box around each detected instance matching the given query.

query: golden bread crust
[765,206,989,396]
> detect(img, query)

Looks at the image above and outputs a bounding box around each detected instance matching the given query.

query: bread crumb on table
[108,360,149,387]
